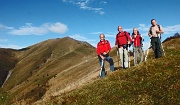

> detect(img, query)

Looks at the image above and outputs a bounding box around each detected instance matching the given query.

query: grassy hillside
[59,38,180,105]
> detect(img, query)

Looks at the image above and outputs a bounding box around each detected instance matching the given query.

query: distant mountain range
[163,32,180,43]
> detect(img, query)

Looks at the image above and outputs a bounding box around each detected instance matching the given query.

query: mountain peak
[163,33,180,43]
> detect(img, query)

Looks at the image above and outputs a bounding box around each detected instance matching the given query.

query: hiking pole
[159,29,166,57]
[161,43,166,57]
[128,44,130,68]
[99,59,104,77]
[141,35,144,61]
[160,39,166,57]
[145,38,151,61]
[116,48,120,68]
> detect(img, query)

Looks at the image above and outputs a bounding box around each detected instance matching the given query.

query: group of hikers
[96,19,164,78]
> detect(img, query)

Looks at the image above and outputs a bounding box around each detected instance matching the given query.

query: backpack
[98,40,109,46]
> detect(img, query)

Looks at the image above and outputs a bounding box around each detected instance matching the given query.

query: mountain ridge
[0,36,99,104]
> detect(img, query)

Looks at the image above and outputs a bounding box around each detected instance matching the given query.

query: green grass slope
[61,38,180,105]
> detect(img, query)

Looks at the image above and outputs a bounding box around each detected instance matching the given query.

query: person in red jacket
[115,26,132,69]
[132,28,143,66]
[96,34,114,78]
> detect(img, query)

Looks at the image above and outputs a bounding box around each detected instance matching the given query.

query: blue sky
[0,0,180,50]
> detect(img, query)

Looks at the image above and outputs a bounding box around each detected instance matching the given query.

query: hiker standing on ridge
[132,28,144,66]
[148,19,164,58]
[96,34,114,78]
[115,26,132,69]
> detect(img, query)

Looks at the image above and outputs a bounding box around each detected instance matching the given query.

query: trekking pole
[159,31,166,57]
[145,38,151,61]
[116,48,120,68]
[128,44,130,68]
[161,43,165,56]
[160,39,166,57]
[99,59,104,77]
[141,35,144,61]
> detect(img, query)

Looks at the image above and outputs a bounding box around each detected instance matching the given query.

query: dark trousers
[151,37,162,58]
[98,54,114,78]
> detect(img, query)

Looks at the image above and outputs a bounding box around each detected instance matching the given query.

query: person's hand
[132,39,134,41]
[103,52,107,55]
[156,30,160,34]
[128,41,130,44]
[101,56,105,60]
[142,36,144,41]
[115,45,118,48]
[148,33,152,37]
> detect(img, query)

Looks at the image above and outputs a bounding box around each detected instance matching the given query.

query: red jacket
[132,34,141,47]
[115,31,132,47]
[96,40,111,56]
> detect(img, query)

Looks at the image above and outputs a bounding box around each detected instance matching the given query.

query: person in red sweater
[132,28,143,66]
[96,34,114,78]
[115,26,132,69]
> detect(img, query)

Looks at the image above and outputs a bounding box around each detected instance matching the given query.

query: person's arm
[132,35,135,41]
[126,32,132,42]
[97,44,104,59]
[159,25,164,34]
[156,25,164,34]
[148,28,152,37]
[115,34,118,48]
[103,40,111,55]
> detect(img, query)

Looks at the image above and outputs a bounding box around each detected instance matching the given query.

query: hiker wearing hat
[96,34,114,78]
[132,28,144,66]
[115,26,132,69]
[148,19,164,58]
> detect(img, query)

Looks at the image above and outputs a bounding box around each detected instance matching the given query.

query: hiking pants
[118,47,128,68]
[98,54,114,78]
[151,37,162,58]
[133,47,143,66]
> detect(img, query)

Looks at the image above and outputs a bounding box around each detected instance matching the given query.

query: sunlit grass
[60,38,180,105]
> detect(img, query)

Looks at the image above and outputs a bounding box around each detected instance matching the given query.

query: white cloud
[70,34,95,42]
[0,44,25,49]
[91,32,116,38]
[142,41,151,51]
[91,31,102,34]
[137,24,151,32]
[0,24,14,30]
[63,0,106,15]
[163,25,180,34]
[69,34,97,47]
[8,22,68,35]
[105,33,116,38]
[47,22,68,34]
[100,1,107,4]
